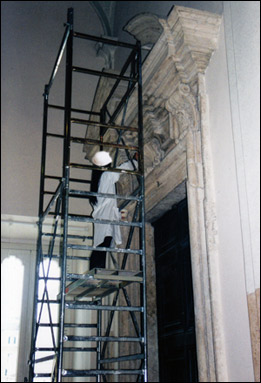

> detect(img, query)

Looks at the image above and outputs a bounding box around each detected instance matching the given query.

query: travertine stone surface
[123,13,163,46]
[83,5,223,382]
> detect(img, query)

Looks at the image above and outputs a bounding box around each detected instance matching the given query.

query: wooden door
[153,198,198,382]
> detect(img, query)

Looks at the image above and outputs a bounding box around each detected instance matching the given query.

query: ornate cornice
[159,6,222,82]
[83,5,222,172]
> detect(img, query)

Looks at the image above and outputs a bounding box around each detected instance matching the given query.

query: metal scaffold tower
[28,8,147,382]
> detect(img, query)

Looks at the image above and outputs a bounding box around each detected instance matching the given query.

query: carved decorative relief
[166,83,200,144]
[143,95,171,147]
[144,137,164,176]
[141,83,199,174]
[142,95,170,173]
[123,13,163,47]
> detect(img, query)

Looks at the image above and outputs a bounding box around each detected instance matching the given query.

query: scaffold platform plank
[65,268,143,298]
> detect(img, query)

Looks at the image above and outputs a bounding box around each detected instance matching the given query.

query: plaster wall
[223,1,260,294]
[1,1,104,217]
[205,7,259,380]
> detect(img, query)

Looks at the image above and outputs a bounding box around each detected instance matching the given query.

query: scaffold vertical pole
[57,7,73,382]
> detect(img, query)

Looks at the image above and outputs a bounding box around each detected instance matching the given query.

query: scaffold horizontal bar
[48,103,101,116]
[66,273,95,280]
[72,66,138,82]
[67,243,142,255]
[65,302,143,312]
[42,232,93,240]
[46,133,139,152]
[70,163,141,176]
[37,300,60,304]
[73,31,138,49]
[43,175,91,185]
[39,276,61,281]
[64,335,143,342]
[71,136,139,151]
[65,323,97,328]
[62,369,143,377]
[43,254,91,262]
[64,347,97,352]
[71,117,138,132]
[35,347,97,352]
[37,323,60,327]
[69,189,141,201]
[37,323,97,328]
[68,214,142,228]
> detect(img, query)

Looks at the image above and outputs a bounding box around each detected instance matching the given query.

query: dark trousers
[89,236,112,270]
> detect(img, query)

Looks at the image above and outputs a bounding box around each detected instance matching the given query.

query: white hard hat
[91,151,112,167]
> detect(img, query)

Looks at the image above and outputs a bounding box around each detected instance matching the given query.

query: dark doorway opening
[152,198,198,382]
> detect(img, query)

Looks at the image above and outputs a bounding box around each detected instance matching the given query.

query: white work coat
[92,160,138,247]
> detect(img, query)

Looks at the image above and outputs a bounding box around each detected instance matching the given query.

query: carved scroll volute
[166,83,200,144]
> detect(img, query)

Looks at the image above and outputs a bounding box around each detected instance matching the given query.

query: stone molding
[123,13,163,47]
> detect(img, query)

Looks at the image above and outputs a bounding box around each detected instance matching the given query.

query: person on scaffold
[89,150,138,270]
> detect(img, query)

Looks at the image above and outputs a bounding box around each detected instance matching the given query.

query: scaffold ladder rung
[35,347,97,352]
[72,65,138,82]
[67,243,142,255]
[38,323,97,328]
[62,369,144,377]
[68,214,142,227]
[64,335,143,342]
[65,302,143,312]
[70,162,142,175]
[73,31,138,49]
[68,189,141,201]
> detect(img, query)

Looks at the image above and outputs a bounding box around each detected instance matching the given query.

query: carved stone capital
[166,83,200,144]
